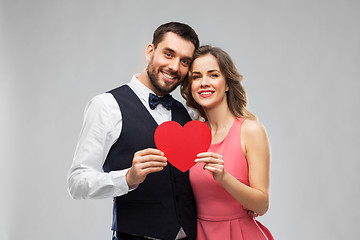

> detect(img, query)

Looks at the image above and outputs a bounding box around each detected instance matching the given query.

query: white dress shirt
[67,75,197,239]
[67,73,197,198]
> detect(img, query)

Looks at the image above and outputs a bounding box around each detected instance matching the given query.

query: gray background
[1,0,359,239]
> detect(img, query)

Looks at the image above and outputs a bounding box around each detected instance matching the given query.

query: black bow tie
[149,93,173,110]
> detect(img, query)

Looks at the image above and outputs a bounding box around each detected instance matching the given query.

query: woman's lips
[198,90,214,97]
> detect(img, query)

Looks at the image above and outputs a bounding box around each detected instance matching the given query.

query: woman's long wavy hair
[181,45,257,121]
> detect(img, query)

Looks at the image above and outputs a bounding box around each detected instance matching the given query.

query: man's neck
[137,71,162,96]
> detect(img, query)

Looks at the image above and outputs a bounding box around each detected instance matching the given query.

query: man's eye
[181,59,190,66]
[165,53,172,57]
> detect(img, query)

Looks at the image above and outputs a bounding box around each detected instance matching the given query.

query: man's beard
[146,59,182,95]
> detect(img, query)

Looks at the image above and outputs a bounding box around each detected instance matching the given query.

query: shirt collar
[128,74,156,104]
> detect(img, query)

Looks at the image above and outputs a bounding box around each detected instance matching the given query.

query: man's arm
[67,93,168,199]
[67,94,129,199]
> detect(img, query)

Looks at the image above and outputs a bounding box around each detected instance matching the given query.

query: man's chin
[156,84,179,95]
[149,74,180,94]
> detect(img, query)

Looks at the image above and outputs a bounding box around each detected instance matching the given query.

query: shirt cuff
[110,168,134,196]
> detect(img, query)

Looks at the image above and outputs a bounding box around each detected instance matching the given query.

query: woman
[181,45,274,240]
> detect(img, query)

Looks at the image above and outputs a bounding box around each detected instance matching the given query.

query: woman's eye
[192,75,200,80]
[211,74,218,78]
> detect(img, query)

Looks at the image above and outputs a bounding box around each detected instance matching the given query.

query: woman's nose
[200,76,209,86]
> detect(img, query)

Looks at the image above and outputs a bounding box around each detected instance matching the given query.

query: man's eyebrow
[183,56,193,61]
[163,47,193,61]
[164,48,175,53]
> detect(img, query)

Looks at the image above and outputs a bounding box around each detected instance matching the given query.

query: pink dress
[190,118,274,240]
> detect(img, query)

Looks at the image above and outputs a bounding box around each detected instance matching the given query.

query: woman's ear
[145,43,155,62]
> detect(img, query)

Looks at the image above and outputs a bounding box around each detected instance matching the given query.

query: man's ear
[145,43,155,62]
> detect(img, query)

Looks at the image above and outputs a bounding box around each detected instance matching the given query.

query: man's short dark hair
[152,22,199,50]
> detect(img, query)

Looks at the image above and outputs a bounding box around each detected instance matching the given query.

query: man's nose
[169,58,180,72]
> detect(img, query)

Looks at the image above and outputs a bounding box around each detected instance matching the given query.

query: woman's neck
[204,105,235,142]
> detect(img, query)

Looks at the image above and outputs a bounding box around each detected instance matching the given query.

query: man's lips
[162,71,179,81]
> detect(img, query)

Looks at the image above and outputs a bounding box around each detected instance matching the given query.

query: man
[67,22,199,240]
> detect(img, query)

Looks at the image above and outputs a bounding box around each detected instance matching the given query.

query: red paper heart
[154,120,212,172]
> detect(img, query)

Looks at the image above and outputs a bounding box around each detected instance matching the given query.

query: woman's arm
[195,120,270,216]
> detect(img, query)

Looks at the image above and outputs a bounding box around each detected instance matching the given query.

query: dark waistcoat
[103,85,197,240]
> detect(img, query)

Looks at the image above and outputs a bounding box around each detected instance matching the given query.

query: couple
[67,22,273,240]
